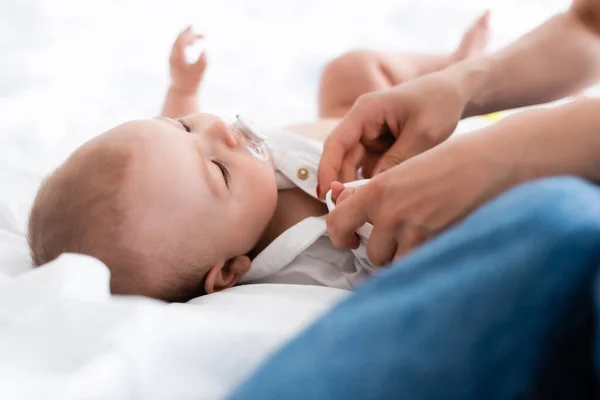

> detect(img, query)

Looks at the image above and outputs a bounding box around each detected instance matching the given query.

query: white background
[0,0,571,224]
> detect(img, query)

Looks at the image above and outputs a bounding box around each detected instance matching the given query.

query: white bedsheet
[0,253,348,399]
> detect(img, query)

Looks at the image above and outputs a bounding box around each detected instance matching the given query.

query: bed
[0,252,348,399]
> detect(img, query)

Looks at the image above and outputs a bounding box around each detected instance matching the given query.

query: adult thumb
[373,136,419,175]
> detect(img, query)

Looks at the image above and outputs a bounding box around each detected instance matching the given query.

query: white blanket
[0,254,347,399]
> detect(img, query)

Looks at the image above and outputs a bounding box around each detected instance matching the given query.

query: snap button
[297,168,309,180]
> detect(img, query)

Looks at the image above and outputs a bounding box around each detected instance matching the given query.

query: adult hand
[326,135,517,266]
[317,70,469,199]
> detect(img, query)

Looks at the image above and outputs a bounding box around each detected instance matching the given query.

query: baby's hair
[27,139,207,302]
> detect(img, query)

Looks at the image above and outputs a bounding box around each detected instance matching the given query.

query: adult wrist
[445,55,494,119]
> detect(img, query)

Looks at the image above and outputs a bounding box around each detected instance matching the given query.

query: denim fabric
[230,177,600,400]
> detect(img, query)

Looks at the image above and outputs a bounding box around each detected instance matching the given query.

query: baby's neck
[249,188,328,258]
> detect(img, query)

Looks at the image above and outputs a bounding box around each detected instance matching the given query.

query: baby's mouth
[230,115,272,162]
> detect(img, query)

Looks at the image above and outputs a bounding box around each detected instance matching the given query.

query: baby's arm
[161,27,207,118]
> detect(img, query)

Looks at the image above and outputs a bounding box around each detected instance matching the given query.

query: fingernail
[316,184,321,198]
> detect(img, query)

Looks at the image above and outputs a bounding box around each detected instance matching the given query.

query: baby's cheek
[246,162,278,220]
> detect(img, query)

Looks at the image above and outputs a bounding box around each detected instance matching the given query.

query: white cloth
[0,254,347,400]
[240,130,379,290]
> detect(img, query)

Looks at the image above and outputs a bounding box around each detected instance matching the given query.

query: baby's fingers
[193,52,207,73]
[173,27,203,50]
[170,27,191,62]
[174,26,192,46]
[188,33,204,44]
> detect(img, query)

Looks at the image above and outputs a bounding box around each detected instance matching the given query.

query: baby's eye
[212,160,231,188]
[178,119,192,133]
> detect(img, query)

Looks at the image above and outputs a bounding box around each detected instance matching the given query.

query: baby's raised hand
[169,26,207,95]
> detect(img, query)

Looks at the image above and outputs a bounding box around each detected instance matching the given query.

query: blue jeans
[230,177,600,399]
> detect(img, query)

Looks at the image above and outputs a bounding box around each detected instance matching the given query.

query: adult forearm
[459,6,600,117]
[457,98,600,186]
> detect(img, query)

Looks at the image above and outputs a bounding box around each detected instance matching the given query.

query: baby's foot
[453,11,491,62]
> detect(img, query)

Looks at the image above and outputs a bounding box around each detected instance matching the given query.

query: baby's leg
[318,50,440,118]
[318,11,490,118]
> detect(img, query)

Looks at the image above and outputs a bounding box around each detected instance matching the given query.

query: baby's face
[91,113,278,283]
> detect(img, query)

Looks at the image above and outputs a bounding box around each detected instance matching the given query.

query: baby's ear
[204,256,251,294]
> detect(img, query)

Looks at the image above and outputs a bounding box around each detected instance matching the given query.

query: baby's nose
[205,119,238,148]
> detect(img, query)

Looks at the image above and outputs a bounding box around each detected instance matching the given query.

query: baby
[28,17,490,302]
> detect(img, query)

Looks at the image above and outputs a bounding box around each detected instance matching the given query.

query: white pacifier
[230,115,272,162]
[325,179,373,240]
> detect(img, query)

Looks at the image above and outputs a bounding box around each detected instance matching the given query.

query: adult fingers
[339,144,365,184]
[360,151,383,178]
[318,94,382,198]
[367,221,431,266]
[335,186,356,205]
[360,126,397,153]
[318,115,362,198]
[393,225,431,261]
[372,123,432,175]
[366,222,398,266]
[326,187,372,249]
[330,181,345,203]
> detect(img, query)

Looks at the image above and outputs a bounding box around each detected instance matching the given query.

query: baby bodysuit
[239,129,378,291]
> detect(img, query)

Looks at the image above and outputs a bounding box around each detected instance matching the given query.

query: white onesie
[239,129,378,291]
